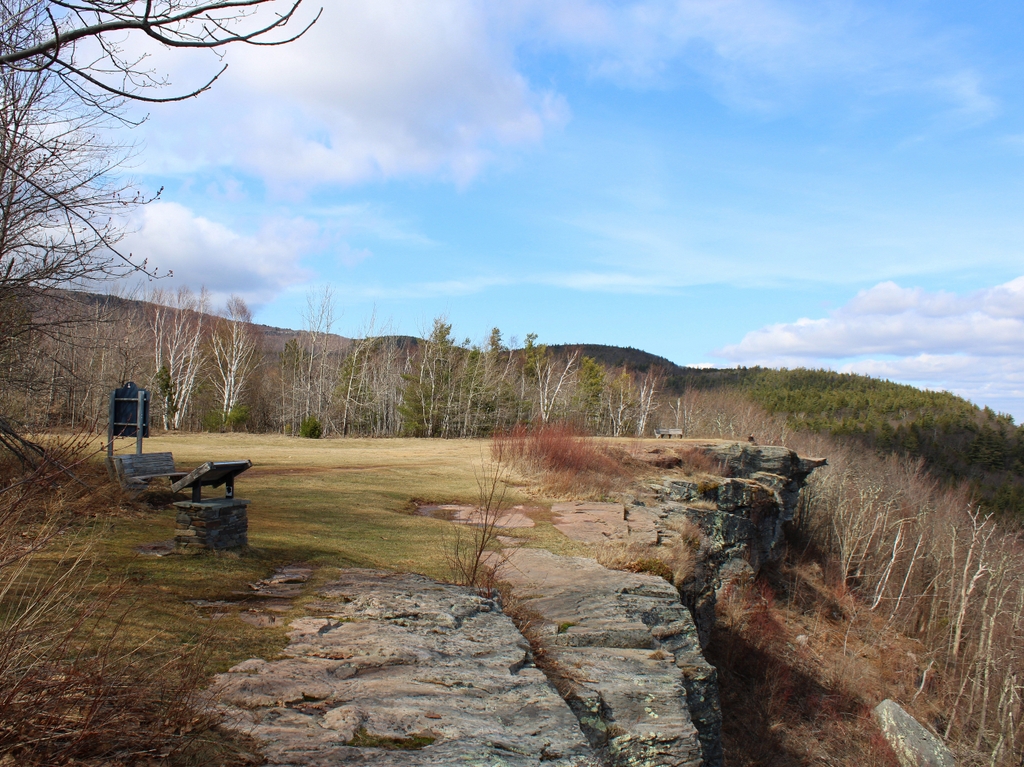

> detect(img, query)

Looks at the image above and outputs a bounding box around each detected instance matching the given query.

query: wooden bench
[654,428,684,439]
[113,452,188,491]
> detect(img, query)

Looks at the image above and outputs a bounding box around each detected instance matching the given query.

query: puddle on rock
[414,504,535,528]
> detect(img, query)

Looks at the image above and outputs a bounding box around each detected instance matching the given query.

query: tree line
[1,287,667,440]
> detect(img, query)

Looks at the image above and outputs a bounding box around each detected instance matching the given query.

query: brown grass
[675,446,728,476]
[593,531,699,588]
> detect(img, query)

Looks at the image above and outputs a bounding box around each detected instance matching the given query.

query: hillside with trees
[559,345,1024,519]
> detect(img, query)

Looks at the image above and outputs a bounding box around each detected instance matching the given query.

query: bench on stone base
[172,460,252,550]
[654,428,684,439]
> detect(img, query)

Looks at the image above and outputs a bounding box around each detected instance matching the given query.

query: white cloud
[716,276,1024,419]
[347,267,684,300]
[540,271,681,292]
[310,204,436,247]
[122,202,315,307]
[932,71,999,123]
[354,274,513,300]
[139,0,568,188]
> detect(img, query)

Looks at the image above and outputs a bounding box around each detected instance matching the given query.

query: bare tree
[0,62,135,330]
[0,0,315,443]
[523,334,578,424]
[210,294,258,428]
[0,0,318,103]
[634,367,661,437]
[150,286,208,430]
[402,317,460,438]
[604,368,635,437]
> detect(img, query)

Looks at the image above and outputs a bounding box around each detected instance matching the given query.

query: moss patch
[348,728,436,750]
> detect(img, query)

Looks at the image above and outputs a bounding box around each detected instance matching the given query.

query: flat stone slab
[214,569,598,766]
[551,502,658,546]
[501,548,713,767]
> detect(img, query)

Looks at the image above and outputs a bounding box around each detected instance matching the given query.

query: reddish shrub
[493,422,628,495]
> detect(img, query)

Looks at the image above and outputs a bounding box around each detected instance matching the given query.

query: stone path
[501,548,718,767]
[215,569,599,766]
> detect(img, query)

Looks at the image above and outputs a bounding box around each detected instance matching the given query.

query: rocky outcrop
[645,442,826,646]
[873,700,955,767]
[502,548,718,767]
[215,570,599,766]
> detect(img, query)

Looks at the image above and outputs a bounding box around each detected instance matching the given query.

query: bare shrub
[675,446,727,477]
[0,432,228,765]
[443,441,517,593]
[493,422,631,497]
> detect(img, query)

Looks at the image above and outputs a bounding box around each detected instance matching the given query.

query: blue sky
[121,0,1024,419]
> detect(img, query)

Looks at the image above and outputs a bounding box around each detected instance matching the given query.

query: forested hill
[555,344,1024,517]
[737,369,1024,517]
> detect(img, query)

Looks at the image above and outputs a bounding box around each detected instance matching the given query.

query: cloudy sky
[121,0,1024,419]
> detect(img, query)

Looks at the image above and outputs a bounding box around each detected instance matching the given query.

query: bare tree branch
[1,0,320,101]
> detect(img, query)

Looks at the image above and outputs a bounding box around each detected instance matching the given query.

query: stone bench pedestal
[175,499,249,549]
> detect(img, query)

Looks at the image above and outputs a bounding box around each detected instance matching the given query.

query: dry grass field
[83,433,600,675]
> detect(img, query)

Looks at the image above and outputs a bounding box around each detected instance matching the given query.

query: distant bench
[654,428,684,439]
[113,452,188,491]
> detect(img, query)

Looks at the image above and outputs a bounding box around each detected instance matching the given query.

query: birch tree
[150,286,209,430]
[210,295,259,429]
[523,334,578,424]
[635,368,662,437]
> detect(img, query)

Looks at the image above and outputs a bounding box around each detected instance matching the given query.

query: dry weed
[594,535,696,587]
[493,423,634,498]
[675,446,727,476]
[442,443,515,593]
[0,430,243,765]
[660,538,697,586]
